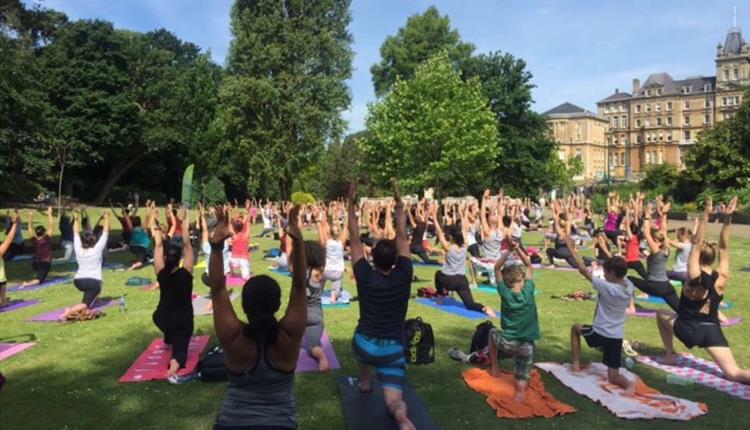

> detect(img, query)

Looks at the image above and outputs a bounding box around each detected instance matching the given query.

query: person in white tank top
[315,203,349,304]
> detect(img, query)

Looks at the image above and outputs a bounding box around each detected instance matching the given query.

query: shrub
[641,164,679,191]
[291,191,316,204]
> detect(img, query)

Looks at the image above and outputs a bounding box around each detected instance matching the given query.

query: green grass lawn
[1,208,749,429]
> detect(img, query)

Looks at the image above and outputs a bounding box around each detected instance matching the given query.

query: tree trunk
[93,152,146,205]
[279,176,293,201]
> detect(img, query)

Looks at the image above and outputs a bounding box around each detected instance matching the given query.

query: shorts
[122,230,132,245]
[581,325,622,369]
[33,261,52,283]
[674,319,729,349]
[230,257,251,279]
[130,245,149,263]
[352,332,406,391]
[74,278,102,307]
[490,329,534,381]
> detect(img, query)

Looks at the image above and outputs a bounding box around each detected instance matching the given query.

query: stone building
[544,102,608,181]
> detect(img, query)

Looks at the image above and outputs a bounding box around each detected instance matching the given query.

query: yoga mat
[10,255,32,262]
[0,299,40,313]
[8,277,71,293]
[415,297,494,320]
[27,298,115,322]
[338,376,438,430]
[227,275,247,287]
[192,290,237,316]
[536,362,708,420]
[119,335,210,383]
[0,342,35,361]
[268,267,292,277]
[628,308,742,327]
[636,354,750,402]
[322,290,351,308]
[635,295,734,310]
[125,276,152,286]
[296,330,341,373]
[411,260,441,267]
[104,261,127,270]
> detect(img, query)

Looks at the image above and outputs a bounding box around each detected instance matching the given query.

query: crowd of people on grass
[1,182,748,429]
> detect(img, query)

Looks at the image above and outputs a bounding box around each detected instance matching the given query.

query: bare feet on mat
[166,359,180,378]
[660,354,678,366]
[390,400,415,430]
[357,379,371,393]
[483,306,496,318]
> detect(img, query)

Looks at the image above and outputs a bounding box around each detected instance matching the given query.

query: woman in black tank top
[655,196,750,384]
[208,205,309,429]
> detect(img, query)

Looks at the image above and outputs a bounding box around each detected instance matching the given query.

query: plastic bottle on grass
[665,374,693,386]
[119,295,126,313]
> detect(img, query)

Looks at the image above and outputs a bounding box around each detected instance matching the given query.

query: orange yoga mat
[463,368,576,419]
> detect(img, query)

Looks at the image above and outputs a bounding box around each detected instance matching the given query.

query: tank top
[156,268,194,315]
[646,249,668,282]
[481,230,502,260]
[231,224,249,258]
[466,224,478,246]
[215,339,297,429]
[604,212,618,232]
[673,243,692,272]
[325,239,345,273]
[678,271,722,324]
[625,235,640,262]
[442,245,467,276]
[306,272,323,308]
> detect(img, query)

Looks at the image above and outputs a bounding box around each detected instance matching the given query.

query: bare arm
[208,207,244,348]
[277,206,307,342]
[480,189,491,238]
[393,180,410,258]
[642,207,660,254]
[688,198,711,281]
[564,233,592,283]
[180,206,193,274]
[0,216,19,256]
[716,196,737,288]
[151,225,165,275]
[431,207,451,252]
[347,183,365,263]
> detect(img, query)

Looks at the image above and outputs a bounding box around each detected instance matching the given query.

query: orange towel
[463,368,576,419]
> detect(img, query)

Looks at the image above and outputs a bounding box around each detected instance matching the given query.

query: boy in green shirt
[490,244,539,401]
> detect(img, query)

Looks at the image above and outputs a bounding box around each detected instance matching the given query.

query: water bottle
[119,295,126,313]
[665,374,693,386]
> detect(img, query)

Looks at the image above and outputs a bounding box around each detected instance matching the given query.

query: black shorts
[604,230,621,243]
[74,278,102,307]
[674,319,729,349]
[467,243,481,258]
[122,230,132,244]
[581,325,622,369]
[32,261,52,283]
[129,245,148,263]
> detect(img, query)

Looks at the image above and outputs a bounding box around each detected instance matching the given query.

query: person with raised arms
[209,204,307,429]
[61,210,110,321]
[315,203,348,304]
[656,196,750,383]
[19,208,54,288]
[349,180,415,430]
[0,212,20,306]
[150,205,195,383]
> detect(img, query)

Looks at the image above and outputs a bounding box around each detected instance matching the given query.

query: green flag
[181,164,194,207]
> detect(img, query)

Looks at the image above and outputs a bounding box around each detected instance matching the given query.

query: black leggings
[73,278,102,307]
[411,244,438,265]
[627,261,648,280]
[152,310,194,368]
[434,271,484,312]
[628,277,679,311]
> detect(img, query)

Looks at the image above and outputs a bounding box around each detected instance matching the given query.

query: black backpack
[404,317,435,365]
[470,320,496,353]
[198,345,228,382]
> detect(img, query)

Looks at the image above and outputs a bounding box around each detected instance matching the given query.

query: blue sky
[38,0,750,132]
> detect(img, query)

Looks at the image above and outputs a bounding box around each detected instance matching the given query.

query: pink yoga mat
[226,276,247,287]
[296,331,341,373]
[119,336,210,383]
[629,309,742,327]
[637,354,750,401]
[0,299,40,313]
[27,298,115,322]
[0,343,35,361]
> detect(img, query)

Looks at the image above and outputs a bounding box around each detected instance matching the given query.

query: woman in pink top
[229,209,251,280]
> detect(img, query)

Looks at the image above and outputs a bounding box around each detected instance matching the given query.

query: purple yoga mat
[296,331,340,373]
[0,342,35,361]
[27,298,115,322]
[630,309,742,327]
[8,277,71,293]
[0,299,40,313]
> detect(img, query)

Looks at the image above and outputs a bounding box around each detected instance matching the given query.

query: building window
[666,101,672,111]
[724,97,729,106]
[657,88,662,95]
[705,114,710,124]
[656,117,662,126]
[637,135,642,143]
[646,104,651,112]
[684,130,691,141]
[645,119,651,127]
[684,115,690,125]
[646,152,651,164]
[683,86,692,94]
[619,105,624,112]
[636,104,642,113]
[658,151,663,164]
[656,103,662,112]
[646,90,651,96]
[684,100,690,109]
[611,117,617,128]
[667,116,673,126]
[724,69,729,80]
[735,96,740,105]
[667,133,672,141]
[704,83,711,92]
[620,153,625,165]
[636,119,642,128]
[734,68,739,79]
[621,117,627,128]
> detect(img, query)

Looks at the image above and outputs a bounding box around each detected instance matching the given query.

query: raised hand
[704,196,713,214]
[178,205,187,221]
[285,205,303,241]
[391,178,402,204]
[723,196,738,215]
[210,206,231,245]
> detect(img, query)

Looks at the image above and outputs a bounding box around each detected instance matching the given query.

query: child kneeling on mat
[565,228,636,396]
[489,243,539,401]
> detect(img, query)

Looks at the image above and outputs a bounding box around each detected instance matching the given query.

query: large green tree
[364,53,499,196]
[370,6,474,97]
[215,0,353,199]
[684,88,750,190]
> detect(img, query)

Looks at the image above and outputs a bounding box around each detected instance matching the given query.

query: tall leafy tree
[319,130,366,199]
[370,6,474,97]
[215,0,353,199]
[364,53,499,196]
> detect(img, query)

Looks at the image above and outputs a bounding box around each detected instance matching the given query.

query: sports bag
[470,320,496,353]
[404,317,435,365]
[198,345,228,382]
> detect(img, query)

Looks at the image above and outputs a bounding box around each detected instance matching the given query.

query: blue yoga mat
[322,290,351,308]
[411,260,442,267]
[268,267,292,277]
[8,277,71,293]
[415,297,495,320]
[635,295,734,310]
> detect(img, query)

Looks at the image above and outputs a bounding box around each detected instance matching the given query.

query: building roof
[544,102,606,121]
[639,72,677,95]
[598,91,632,103]
[673,76,717,93]
[723,27,746,55]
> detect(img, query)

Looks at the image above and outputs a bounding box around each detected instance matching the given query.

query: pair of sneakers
[167,373,198,385]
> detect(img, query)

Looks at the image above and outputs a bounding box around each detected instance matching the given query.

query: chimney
[615,88,619,94]
[633,78,641,95]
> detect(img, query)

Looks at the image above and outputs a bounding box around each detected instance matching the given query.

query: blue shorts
[352,332,406,391]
